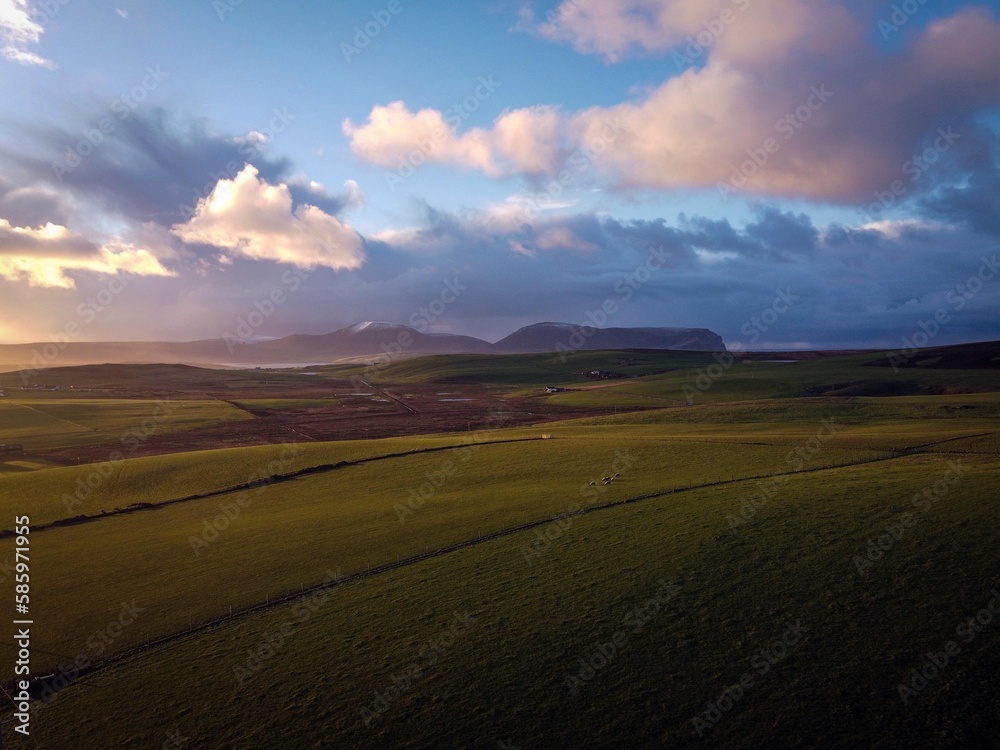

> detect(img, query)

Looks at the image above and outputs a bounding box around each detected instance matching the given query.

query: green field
[0,397,252,453]
[330,349,720,386]
[0,349,998,748]
[231,397,342,410]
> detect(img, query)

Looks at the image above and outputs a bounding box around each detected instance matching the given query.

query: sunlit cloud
[170,164,366,271]
[0,218,174,288]
[0,0,54,67]
[343,101,560,177]
[351,5,1000,203]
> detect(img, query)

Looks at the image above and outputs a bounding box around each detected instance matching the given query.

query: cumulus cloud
[0,218,174,288]
[349,4,1000,203]
[170,164,365,271]
[532,0,730,63]
[0,0,54,67]
[343,102,562,177]
[561,3,1000,202]
[532,0,856,66]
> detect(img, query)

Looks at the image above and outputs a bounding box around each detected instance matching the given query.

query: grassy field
[0,349,997,749]
[0,435,531,528]
[0,397,252,453]
[21,442,1000,749]
[546,356,1000,408]
[231,398,343,410]
[329,349,720,386]
[4,433,894,669]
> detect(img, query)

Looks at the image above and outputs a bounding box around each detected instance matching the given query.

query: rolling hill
[0,321,727,370]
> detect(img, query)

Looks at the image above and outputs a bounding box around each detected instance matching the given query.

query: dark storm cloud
[4,195,998,348]
[919,128,1000,237]
[744,208,819,260]
[0,107,360,226]
[0,182,70,228]
[352,203,998,347]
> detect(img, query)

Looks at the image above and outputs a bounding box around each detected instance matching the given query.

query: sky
[0,0,998,349]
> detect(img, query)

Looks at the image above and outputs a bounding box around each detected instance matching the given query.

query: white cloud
[0,219,174,288]
[854,219,946,239]
[343,102,562,177]
[535,0,704,63]
[532,0,854,66]
[343,101,497,174]
[170,164,365,271]
[346,5,1000,203]
[0,0,54,68]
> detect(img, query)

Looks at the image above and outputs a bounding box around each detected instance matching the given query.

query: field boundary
[0,437,547,537]
[6,440,980,700]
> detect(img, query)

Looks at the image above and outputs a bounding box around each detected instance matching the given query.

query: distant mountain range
[0,321,726,370]
[493,322,724,354]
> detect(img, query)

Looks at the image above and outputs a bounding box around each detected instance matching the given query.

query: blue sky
[1,0,999,348]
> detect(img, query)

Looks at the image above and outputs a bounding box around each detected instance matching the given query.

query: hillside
[494,322,726,353]
[0,321,727,370]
